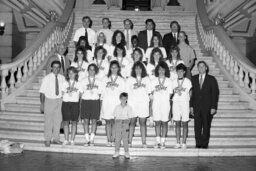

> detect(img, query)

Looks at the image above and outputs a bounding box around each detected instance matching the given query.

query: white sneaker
[124,152,130,159]
[89,140,94,146]
[154,142,160,149]
[111,142,115,147]
[182,143,187,150]
[62,140,69,146]
[160,143,166,149]
[112,152,120,158]
[70,140,75,146]
[107,142,112,147]
[174,143,181,149]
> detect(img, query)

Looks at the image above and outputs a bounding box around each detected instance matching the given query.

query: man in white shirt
[73,16,96,47]
[96,18,113,46]
[123,19,137,50]
[40,60,66,147]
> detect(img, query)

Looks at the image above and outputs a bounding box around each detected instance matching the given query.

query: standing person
[109,30,127,60]
[178,31,196,80]
[75,36,93,62]
[166,46,184,81]
[172,63,192,149]
[163,21,180,55]
[40,61,66,147]
[126,35,145,63]
[190,61,219,149]
[127,61,151,148]
[92,32,111,59]
[71,47,89,81]
[91,46,109,80]
[146,47,164,80]
[112,92,134,159]
[46,44,70,75]
[150,61,173,149]
[80,64,103,146]
[73,16,96,47]
[123,19,137,50]
[145,34,167,62]
[61,67,82,146]
[96,18,113,46]
[138,19,162,52]
[101,61,126,146]
[112,43,131,78]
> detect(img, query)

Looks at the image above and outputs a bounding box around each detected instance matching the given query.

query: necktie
[85,28,88,43]
[126,30,130,49]
[199,75,203,89]
[55,75,59,96]
[173,33,177,42]
[61,56,65,73]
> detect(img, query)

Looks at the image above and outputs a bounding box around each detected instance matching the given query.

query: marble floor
[1,151,256,171]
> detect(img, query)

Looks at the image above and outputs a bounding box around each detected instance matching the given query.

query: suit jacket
[190,74,219,113]
[46,53,71,76]
[163,32,179,55]
[138,30,162,52]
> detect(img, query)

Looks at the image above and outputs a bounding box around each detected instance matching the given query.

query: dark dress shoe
[52,140,62,145]
[202,146,208,149]
[196,145,201,148]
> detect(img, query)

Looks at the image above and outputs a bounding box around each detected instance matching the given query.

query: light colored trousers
[44,98,62,141]
[114,120,130,152]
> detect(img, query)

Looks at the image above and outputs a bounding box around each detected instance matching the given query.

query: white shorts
[172,101,190,122]
[152,100,170,122]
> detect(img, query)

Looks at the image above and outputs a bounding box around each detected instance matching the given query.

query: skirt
[80,99,100,120]
[61,102,79,121]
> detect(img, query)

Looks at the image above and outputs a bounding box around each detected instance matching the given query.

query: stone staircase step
[0,130,255,147]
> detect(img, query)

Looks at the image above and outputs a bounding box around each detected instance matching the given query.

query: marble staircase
[0,8,256,156]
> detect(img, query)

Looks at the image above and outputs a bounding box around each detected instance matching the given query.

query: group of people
[39,16,219,159]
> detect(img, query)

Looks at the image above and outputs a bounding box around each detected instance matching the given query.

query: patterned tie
[61,56,65,74]
[199,75,203,89]
[55,75,59,96]
[126,30,130,49]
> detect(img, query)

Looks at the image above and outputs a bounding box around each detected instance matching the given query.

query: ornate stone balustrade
[196,0,256,104]
[0,2,75,105]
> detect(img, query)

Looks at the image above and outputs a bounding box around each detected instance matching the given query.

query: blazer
[190,74,219,113]
[163,32,179,55]
[138,30,162,52]
[46,53,71,76]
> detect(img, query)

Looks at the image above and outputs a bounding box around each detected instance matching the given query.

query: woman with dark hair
[91,46,109,80]
[166,46,184,80]
[71,46,89,81]
[76,36,93,62]
[61,66,82,146]
[145,34,167,62]
[178,31,195,80]
[109,30,127,60]
[126,35,146,63]
[80,63,102,146]
[150,61,173,149]
[112,43,131,78]
[146,47,164,79]
[101,60,126,147]
[126,61,151,148]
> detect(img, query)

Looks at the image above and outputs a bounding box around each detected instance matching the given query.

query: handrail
[0,0,76,100]
[196,0,256,101]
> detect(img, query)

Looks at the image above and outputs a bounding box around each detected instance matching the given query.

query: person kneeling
[112,93,134,159]
[172,64,192,150]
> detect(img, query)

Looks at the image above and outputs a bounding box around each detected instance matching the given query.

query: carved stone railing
[0,0,75,108]
[196,0,256,107]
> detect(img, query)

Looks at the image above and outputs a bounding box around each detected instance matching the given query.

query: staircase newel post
[1,69,8,99]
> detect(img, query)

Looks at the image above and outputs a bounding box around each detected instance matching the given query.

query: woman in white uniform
[101,60,126,146]
[166,46,184,81]
[126,61,151,148]
[150,61,173,149]
[71,47,89,81]
[146,47,164,80]
[91,46,109,80]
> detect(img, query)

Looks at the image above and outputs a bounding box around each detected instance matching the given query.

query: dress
[151,77,173,122]
[126,76,151,118]
[101,76,126,120]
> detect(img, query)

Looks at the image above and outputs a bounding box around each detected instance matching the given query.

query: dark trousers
[194,110,213,147]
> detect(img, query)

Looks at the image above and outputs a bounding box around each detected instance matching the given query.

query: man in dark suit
[163,21,180,56]
[138,19,162,52]
[46,44,71,76]
[190,61,219,149]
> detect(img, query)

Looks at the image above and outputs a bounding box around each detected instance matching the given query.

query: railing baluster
[250,73,256,96]
[16,64,22,87]
[9,67,16,93]
[22,60,28,82]
[234,61,239,81]
[1,69,8,98]
[239,67,245,87]
[28,56,34,76]
[33,52,38,71]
